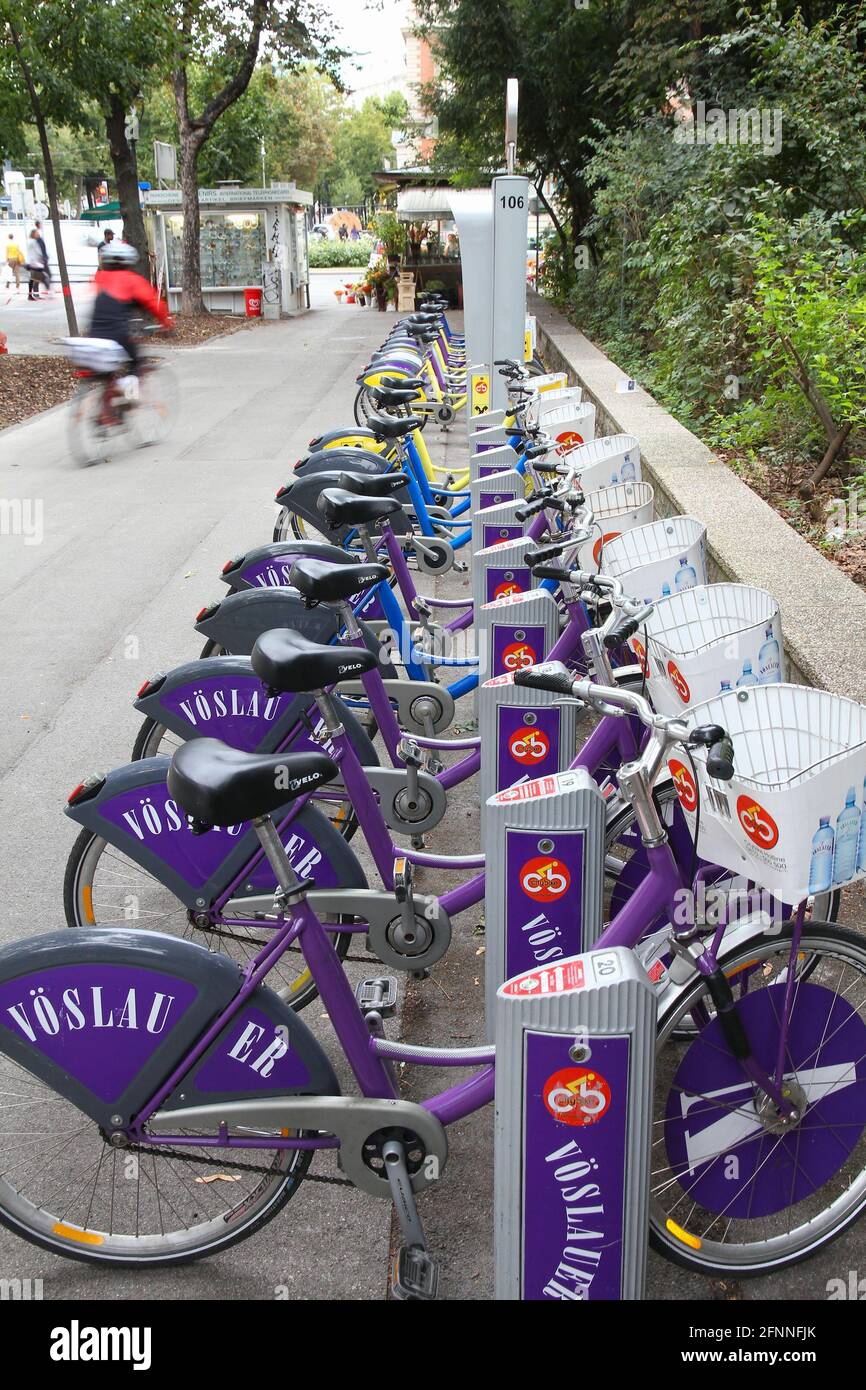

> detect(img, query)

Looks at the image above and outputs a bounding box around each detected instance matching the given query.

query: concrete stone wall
[530,291,866,703]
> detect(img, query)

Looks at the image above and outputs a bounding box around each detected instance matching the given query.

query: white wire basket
[62,337,130,373]
[601,515,707,602]
[570,481,654,573]
[675,684,866,905]
[562,434,641,492]
[631,583,783,716]
[537,399,596,451]
[528,377,577,400]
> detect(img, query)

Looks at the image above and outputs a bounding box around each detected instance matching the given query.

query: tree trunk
[173,67,206,316]
[105,94,148,271]
[7,20,78,334]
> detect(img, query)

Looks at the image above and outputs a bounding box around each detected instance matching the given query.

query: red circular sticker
[508,726,551,765]
[736,795,780,850]
[519,856,571,901]
[543,1067,611,1127]
[502,640,537,671]
[493,579,522,599]
[667,659,691,705]
[592,531,622,567]
[555,430,584,455]
[631,636,649,676]
[669,758,698,813]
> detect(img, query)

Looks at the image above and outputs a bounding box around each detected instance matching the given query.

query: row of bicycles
[3,295,866,1301]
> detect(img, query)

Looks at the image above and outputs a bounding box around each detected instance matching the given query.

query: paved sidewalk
[0,292,414,1301]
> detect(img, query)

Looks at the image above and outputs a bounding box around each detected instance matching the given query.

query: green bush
[308,237,374,268]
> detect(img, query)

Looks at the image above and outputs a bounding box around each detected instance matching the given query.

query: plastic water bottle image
[610,471,619,486]
[808,817,835,894]
[674,556,697,591]
[758,624,781,683]
[857,776,866,874]
[736,660,759,687]
[719,680,732,692]
[661,582,671,598]
[621,456,636,483]
[833,788,861,883]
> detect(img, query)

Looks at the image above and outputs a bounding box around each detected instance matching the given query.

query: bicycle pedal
[355,976,398,1018]
[391,1246,440,1301]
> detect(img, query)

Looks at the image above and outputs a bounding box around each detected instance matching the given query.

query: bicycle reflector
[196,602,219,623]
[221,555,244,574]
[136,672,166,700]
[67,774,106,806]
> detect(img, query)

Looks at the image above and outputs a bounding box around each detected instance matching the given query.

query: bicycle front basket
[573,480,654,573]
[564,433,641,492]
[601,515,707,605]
[634,583,783,716]
[673,684,866,905]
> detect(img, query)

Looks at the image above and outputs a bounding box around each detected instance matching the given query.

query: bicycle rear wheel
[67,380,118,466]
[651,922,866,1275]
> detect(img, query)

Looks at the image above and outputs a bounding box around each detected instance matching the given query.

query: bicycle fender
[0,928,339,1131]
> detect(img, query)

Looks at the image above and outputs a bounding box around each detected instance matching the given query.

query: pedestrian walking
[25,229,47,300]
[33,220,51,290]
[4,232,24,289]
[97,228,115,260]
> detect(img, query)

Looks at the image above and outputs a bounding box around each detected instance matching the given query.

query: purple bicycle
[4,672,865,1289]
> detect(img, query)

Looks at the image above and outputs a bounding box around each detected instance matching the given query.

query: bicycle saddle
[369,386,420,407]
[290,556,389,604]
[317,487,403,528]
[252,627,378,694]
[336,470,410,496]
[168,738,337,829]
[378,374,426,390]
[366,411,422,439]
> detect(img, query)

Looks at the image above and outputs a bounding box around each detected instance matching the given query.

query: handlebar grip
[513,664,576,697]
[523,541,570,564]
[531,564,574,583]
[603,613,645,650]
[707,736,735,781]
[515,496,549,522]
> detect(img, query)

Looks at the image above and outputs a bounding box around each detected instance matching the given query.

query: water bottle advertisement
[634,584,784,716]
[602,517,708,605]
[560,434,640,494]
[669,685,866,905]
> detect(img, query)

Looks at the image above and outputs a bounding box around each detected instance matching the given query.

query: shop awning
[80,202,122,221]
[396,187,457,221]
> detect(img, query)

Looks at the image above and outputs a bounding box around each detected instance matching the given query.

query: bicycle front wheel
[651,922,866,1276]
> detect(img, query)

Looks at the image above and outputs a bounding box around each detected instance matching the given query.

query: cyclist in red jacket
[88,240,172,374]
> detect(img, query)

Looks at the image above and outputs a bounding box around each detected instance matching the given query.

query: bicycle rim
[651,924,866,1274]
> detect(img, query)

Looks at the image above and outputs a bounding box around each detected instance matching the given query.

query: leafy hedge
[308,237,375,268]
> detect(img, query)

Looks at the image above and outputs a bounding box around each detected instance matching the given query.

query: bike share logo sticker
[509,727,551,765]
[666,659,691,705]
[736,795,779,850]
[503,640,537,671]
[630,637,648,676]
[494,579,523,599]
[592,532,621,567]
[543,1067,612,1127]
[555,430,584,455]
[669,759,698,813]
[519,856,572,901]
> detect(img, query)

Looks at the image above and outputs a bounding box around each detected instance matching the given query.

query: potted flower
[371,211,406,270]
[353,279,371,306]
[367,257,394,310]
